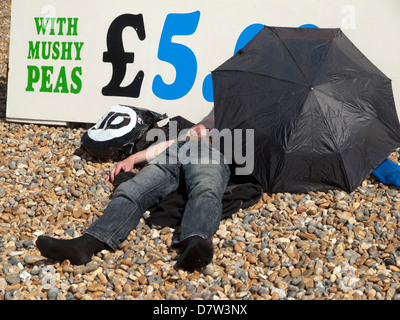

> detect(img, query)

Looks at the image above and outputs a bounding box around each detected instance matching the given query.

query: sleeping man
[36,108,231,271]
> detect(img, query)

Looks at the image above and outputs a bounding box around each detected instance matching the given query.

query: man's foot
[36,233,107,265]
[175,236,213,272]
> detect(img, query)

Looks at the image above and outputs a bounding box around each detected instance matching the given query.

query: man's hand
[106,156,135,183]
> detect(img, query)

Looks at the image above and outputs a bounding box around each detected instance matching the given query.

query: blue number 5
[152,11,200,100]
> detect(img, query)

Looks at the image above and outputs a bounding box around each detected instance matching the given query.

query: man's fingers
[106,168,113,183]
[107,165,118,183]
[107,161,132,183]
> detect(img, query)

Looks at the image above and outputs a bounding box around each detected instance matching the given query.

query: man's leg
[174,140,230,271]
[86,163,181,249]
[36,163,181,264]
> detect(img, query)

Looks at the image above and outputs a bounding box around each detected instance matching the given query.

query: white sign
[6,0,400,125]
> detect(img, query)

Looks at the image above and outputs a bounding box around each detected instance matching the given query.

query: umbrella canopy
[212,26,400,193]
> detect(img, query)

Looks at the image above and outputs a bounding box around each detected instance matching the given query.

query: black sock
[175,236,213,272]
[36,233,107,265]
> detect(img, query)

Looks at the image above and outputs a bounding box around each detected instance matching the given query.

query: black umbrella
[212,26,400,193]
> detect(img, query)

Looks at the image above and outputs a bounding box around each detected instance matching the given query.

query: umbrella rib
[311,29,340,86]
[213,69,309,89]
[315,73,388,88]
[269,28,311,87]
[311,91,352,191]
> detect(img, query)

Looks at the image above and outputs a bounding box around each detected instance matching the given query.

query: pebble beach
[2,1,400,302]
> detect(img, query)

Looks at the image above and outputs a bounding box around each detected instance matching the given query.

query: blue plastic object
[372,158,400,188]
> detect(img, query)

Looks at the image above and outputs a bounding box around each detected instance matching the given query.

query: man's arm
[106,139,175,183]
[107,107,215,183]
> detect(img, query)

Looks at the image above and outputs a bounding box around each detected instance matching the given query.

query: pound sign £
[102,14,146,98]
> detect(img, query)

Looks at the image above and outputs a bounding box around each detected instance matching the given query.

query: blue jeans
[85,140,230,250]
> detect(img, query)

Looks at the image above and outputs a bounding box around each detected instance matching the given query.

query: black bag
[81,105,167,159]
